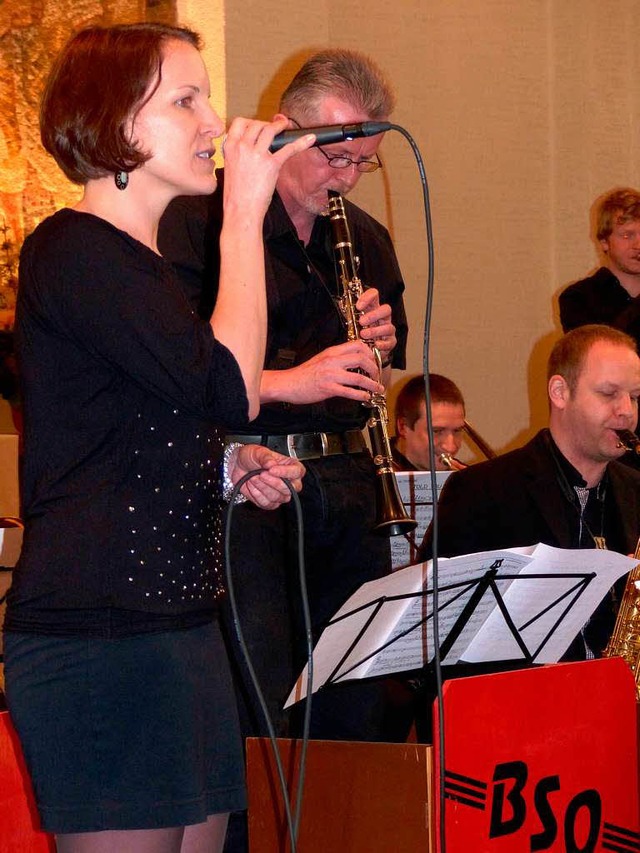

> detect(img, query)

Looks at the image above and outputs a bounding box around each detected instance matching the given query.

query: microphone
[269,121,391,152]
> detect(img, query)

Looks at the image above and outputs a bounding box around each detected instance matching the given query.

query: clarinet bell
[373,470,417,537]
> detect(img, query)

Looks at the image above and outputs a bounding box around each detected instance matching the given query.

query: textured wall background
[210,0,640,453]
[3,1,640,454]
[0,0,177,320]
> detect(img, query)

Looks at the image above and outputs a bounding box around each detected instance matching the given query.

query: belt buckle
[285,432,330,459]
[286,434,299,459]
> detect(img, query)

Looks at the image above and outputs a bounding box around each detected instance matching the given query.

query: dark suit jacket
[421,429,640,559]
[419,429,640,659]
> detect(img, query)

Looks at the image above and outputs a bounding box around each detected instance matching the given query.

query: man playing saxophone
[421,325,640,660]
[159,49,408,753]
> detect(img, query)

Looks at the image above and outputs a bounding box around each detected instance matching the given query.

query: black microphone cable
[384,122,446,853]
[228,120,446,851]
[224,470,314,853]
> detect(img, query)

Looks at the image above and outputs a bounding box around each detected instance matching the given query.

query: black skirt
[3,620,246,833]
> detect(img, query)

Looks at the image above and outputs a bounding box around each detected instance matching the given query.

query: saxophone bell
[603,535,640,699]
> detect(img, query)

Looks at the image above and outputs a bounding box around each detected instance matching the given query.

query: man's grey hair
[279,48,395,123]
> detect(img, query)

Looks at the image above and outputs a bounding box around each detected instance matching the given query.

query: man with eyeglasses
[159,50,408,753]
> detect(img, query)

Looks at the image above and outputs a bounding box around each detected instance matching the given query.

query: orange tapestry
[0,0,176,324]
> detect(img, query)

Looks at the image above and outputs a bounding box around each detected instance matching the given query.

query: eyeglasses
[288,117,383,173]
[315,146,382,173]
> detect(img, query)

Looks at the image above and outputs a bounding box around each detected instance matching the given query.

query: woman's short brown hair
[40,23,202,185]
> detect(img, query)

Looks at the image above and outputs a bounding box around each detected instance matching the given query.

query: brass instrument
[440,420,497,471]
[439,453,468,471]
[327,190,416,537]
[616,429,640,455]
[603,537,640,699]
[603,430,640,697]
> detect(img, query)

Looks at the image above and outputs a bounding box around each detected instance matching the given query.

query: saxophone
[615,428,640,455]
[327,190,416,537]
[603,430,640,698]
[603,538,640,699]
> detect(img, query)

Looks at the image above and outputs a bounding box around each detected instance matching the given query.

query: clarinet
[327,190,417,537]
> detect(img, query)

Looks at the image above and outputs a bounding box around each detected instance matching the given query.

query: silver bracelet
[222,442,248,503]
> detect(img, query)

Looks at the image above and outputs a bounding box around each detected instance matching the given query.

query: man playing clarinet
[159,49,408,745]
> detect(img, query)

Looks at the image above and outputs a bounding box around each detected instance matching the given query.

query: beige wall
[184,0,640,453]
[177,0,227,134]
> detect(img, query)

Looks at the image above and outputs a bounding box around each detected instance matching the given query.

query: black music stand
[323,564,594,686]
[285,551,606,710]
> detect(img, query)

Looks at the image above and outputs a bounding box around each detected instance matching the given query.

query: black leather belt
[226,429,366,460]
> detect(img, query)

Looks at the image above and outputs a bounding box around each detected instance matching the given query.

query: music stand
[285,543,636,708]
[319,565,592,686]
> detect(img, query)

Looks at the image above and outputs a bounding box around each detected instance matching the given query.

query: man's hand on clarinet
[357,288,396,361]
[260,340,384,405]
[259,287,395,405]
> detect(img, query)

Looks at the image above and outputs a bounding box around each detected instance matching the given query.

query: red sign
[0,711,54,852]
[433,659,639,852]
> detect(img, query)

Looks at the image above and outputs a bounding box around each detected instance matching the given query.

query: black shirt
[159,174,408,435]
[545,433,628,656]
[545,431,625,554]
[6,209,248,636]
[559,266,640,336]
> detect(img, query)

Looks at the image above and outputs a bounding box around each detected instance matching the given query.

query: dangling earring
[115,171,129,191]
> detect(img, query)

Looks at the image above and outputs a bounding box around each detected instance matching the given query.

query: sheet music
[390,471,452,570]
[285,544,638,707]
[463,543,633,664]
[427,551,532,666]
[286,549,533,705]
[285,562,429,707]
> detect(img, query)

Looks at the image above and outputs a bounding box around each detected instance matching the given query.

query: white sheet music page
[463,543,637,664]
[284,549,532,706]
[391,471,452,570]
[284,560,429,708]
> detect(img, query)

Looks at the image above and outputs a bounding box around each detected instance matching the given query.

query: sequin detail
[126,414,226,604]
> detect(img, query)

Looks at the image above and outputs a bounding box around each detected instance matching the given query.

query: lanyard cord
[545,432,607,549]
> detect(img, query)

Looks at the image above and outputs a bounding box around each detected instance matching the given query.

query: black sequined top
[5,209,248,637]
